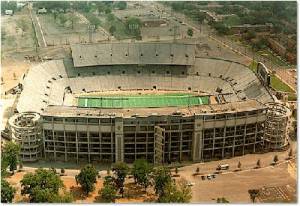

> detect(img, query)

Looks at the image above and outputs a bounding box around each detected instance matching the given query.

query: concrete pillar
[115,116,124,162]
[192,116,204,161]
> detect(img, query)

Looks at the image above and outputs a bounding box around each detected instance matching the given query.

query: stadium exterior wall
[41,107,267,164]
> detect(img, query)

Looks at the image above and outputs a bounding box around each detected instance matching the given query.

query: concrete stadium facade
[10,42,290,163]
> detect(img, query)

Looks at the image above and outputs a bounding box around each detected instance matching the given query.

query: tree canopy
[112,162,129,197]
[132,159,153,190]
[1,179,16,203]
[20,168,64,203]
[2,142,20,173]
[99,177,117,203]
[153,166,172,198]
[159,178,192,203]
[75,164,98,195]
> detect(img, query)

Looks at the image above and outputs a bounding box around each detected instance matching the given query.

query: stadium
[9,42,290,164]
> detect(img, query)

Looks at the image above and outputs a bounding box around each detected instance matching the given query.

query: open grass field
[78,93,209,108]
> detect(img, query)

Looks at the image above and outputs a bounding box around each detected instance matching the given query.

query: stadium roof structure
[71,42,196,67]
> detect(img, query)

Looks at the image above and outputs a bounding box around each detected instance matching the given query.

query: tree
[115,1,127,10]
[213,23,230,35]
[126,17,142,37]
[21,168,64,202]
[2,142,20,173]
[68,13,80,30]
[175,167,179,175]
[1,179,16,203]
[132,159,153,190]
[273,155,279,164]
[105,7,112,14]
[85,13,102,29]
[109,25,116,35]
[187,28,193,37]
[217,197,230,203]
[248,189,260,203]
[75,164,98,195]
[112,162,129,197]
[99,184,117,203]
[237,161,242,170]
[288,148,293,158]
[57,14,68,26]
[153,166,172,197]
[159,178,192,203]
[1,155,9,178]
[256,159,261,168]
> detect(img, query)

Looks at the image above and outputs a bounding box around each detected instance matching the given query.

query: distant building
[229,23,273,34]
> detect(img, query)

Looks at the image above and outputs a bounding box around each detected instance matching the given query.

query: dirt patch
[1,57,32,93]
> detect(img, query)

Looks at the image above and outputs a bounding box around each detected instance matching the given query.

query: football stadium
[9,42,290,164]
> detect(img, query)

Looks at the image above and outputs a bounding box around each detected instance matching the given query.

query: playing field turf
[77,94,209,108]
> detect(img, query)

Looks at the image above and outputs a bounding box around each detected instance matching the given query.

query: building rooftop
[71,42,195,67]
[43,100,266,118]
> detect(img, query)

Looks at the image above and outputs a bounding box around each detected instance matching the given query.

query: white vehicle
[186,182,195,186]
[217,164,229,170]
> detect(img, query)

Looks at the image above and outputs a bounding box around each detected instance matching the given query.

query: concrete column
[115,116,124,162]
[192,116,204,161]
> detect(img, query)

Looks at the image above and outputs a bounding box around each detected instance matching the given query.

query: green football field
[77,93,209,108]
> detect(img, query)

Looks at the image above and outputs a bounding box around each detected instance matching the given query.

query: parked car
[186,182,195,186]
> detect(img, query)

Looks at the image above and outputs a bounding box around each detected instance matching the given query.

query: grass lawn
[249,61,296,99]
[270,75,294,93]
[102,14,131,40]
[248,60,258,72]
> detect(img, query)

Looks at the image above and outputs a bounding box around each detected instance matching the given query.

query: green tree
[115,1,127,10]
[126,17,142,37]
[2,142,20,173]
[109,25,116,35]
[68,13,80,30]
[99,184,117,203]
[57,14,68,26]
[248,189,260,203]
[256,159,261,168]
[175,167,179,175]
[105,7,112,14]
[75,164,98,195]
[1,179,16,203]
[153,166,172,197]
[187,28,193,37]
[288,148,293,158]
[273,155,279,164]
[85,14,102,29]
[159,178,192,203]
[1,155,9,178]
[237,161,242,170]
[21,168,64,202]
[132,159,153,190]
[213,23,229,35]
[112,162,129,197]
[216,197,230,203]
